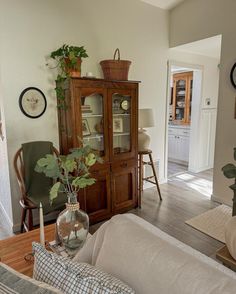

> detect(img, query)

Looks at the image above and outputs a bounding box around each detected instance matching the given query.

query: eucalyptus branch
[35,145,102,204]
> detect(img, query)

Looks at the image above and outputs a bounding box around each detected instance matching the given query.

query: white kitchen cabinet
[168,126,190,164]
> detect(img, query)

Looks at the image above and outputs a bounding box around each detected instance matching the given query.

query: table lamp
[138,108,154,152]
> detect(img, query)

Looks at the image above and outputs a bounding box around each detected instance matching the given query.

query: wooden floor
[168,161,188,177]
[133,168,223,258]
[0,169,223,259]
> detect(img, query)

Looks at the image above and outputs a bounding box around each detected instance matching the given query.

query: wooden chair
[13,142,66,233]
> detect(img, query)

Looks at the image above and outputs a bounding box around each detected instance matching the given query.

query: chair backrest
[13,142,59,203]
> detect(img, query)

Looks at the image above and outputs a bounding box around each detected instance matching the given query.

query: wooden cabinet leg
[149,154,162,201]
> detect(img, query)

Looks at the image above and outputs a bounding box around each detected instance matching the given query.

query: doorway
[167,64,203,178]
[164,35,222,197]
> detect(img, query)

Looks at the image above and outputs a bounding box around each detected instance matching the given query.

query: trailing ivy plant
[222,148,236,216]
[35,145,102,204]
[48,44,88,109]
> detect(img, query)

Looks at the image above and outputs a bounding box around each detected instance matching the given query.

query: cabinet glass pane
[112,93,131,155]
[175,79,186,121]
[80,93,104,156]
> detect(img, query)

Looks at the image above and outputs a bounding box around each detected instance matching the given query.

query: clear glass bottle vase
[56,192,89,256]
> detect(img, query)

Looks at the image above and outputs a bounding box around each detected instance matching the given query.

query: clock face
[230,63,236,89]
[121,99,130,111]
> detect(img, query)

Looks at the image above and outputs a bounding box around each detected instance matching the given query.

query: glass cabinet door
[174,78,187,122]
[112,93,131,155]
[79,90,108,161]
[109,90,136,160]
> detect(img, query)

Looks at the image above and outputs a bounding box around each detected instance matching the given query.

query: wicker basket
[100,49,131,81]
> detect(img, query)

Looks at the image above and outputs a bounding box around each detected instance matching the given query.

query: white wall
[169,50,220,171]
[0,79,12,229]
[170,0,236,205]
[0,0,169,229]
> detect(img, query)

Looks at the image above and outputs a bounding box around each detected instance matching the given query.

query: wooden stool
[138,150,162,208]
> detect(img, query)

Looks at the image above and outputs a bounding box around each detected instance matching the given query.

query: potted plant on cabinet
[222,147,236,216]
[48,44,88,108]
[35,145,102,256]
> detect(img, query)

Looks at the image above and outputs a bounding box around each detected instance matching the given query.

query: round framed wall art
[230,63,236,89]
[19,87,47,118]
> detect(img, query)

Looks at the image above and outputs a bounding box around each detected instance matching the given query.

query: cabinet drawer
[111,159,136,172]
[178,129,190,136]
[169,127,190,137]
[168,128,177,135]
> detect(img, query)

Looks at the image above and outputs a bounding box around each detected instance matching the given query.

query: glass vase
[56,192,89,256]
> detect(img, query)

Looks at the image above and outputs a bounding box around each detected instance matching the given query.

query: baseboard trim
[188,165,212,173]
[0,202,13,232]
[13,223,21,233]
[211,194,231,206]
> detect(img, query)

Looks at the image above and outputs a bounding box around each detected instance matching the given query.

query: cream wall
[170,0,236,205]
[0,0,169,229]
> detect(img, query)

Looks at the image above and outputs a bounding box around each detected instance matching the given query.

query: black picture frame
[19,87,47,119]
[230,63,236,89]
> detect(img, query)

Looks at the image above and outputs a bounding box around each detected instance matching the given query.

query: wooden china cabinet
[172,72,193,124]
[57,78,139,224]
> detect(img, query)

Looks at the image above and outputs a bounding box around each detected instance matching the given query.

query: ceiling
[141,0,186,10]
[171,35,222,59]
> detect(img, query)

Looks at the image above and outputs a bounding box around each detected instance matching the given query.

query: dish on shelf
[177,101,185,107]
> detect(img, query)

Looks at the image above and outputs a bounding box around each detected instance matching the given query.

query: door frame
[164,60,204,180]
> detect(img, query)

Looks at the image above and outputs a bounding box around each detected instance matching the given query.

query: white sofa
[74,213,236,294]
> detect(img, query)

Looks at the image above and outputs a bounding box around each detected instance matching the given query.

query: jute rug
[185,205,232,243]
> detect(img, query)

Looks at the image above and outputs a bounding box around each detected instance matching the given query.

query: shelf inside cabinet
[113,113,131,117]
[83,133,103,140]
[113,132,130,137]
[82,114,103,118]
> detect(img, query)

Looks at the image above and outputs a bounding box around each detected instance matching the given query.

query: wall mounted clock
[230,63,236,89]
[19,87,47,118]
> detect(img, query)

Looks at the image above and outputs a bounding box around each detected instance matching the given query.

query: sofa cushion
[74,214,236,294]
[0,262,62,294]
[33,242,135,294]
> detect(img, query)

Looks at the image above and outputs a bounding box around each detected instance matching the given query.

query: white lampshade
[139,108,155,128]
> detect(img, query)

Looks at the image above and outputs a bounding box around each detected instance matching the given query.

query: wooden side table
[0,224,55,277]
[138,149,162,208]
[216,245,236,272]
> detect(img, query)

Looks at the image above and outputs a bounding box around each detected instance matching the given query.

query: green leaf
[49,182,61,204]
[35,154,60,178]
[61,158,77,173]
[72,177,96,189]
[230,183,236,191]
[222,164,236,179]
[85,153,96,167]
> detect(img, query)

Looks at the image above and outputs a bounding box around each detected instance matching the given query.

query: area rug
[185,205,232,243]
